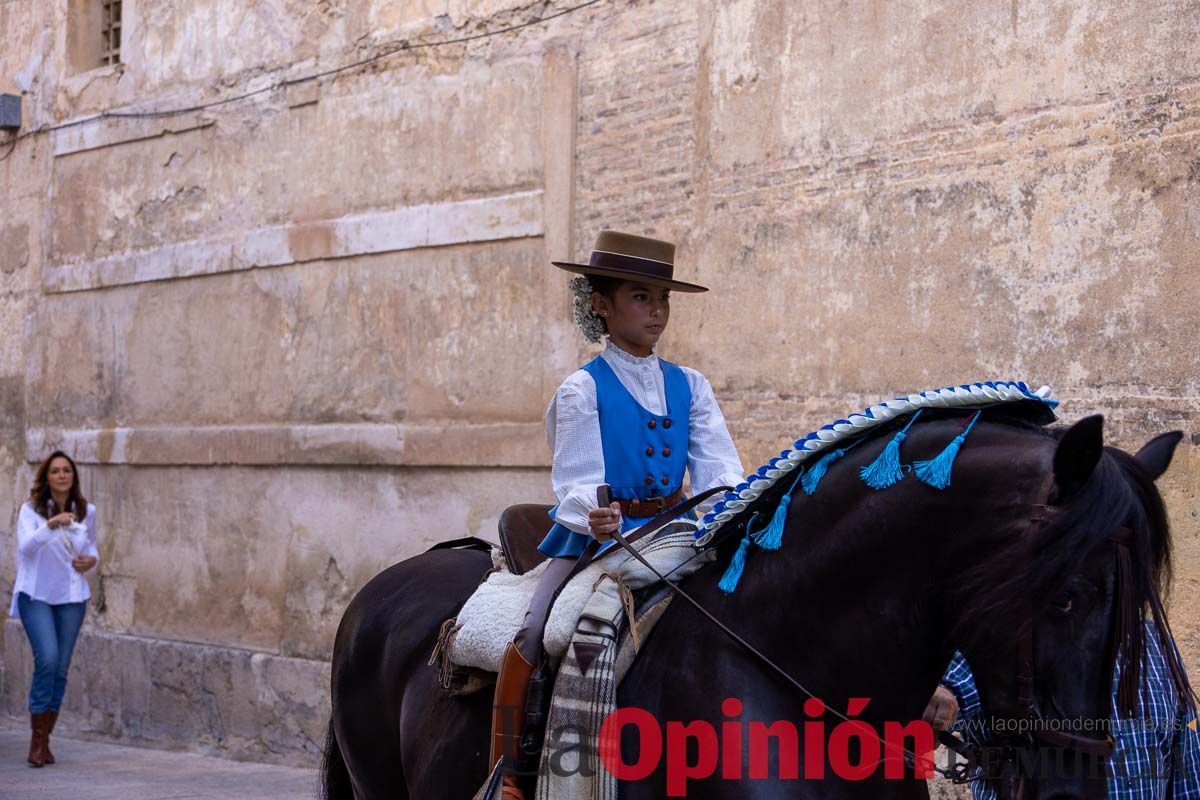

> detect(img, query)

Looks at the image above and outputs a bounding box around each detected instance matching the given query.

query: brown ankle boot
[44,710,58,764]
[27,712,51,767]
[487,643,535,798]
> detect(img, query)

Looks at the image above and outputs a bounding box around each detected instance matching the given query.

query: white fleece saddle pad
[446,526,714,673]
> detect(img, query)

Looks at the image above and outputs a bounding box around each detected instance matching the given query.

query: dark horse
[323,410,1193,799]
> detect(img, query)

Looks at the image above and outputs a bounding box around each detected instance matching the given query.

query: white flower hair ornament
[570,276,607,344]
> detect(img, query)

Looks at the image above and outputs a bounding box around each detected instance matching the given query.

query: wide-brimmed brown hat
[552,230,707,293]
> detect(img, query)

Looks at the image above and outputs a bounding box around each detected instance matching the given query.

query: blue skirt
[536,504,696,559]
[536,522,617,559]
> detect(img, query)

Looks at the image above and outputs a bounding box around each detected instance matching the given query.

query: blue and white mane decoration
[693,381,1059,593]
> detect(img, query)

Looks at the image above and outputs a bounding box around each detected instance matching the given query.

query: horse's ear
[1134,431,1184,481]
[1053,415,1105,500]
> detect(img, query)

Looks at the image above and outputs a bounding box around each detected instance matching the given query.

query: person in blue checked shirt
[932,626,1200,798]
[484,231,745,800]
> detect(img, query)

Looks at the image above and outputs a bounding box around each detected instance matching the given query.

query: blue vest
[538,355,692,559]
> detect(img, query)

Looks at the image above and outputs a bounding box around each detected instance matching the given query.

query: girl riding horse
[486,230,746,798]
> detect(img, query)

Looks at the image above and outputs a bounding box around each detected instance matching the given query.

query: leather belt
[615,489,683,519]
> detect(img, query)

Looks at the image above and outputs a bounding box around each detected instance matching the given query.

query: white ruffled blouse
[10,502,99,616]
[545,340,745,535]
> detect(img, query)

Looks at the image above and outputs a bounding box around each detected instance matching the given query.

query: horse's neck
[731,501,950,720]
[709,424,1046,721]
[629,420,1051,738]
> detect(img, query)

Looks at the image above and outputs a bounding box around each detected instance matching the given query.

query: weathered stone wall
[1,0,1197,782]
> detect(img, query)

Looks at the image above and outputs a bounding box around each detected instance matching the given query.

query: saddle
[497,504,555,576]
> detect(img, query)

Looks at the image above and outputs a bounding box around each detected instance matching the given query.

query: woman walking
[12,450,99,767]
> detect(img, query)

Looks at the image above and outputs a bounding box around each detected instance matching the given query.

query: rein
[597,464,1128,791]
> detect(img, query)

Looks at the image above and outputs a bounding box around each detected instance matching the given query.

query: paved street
[0,723,318,800]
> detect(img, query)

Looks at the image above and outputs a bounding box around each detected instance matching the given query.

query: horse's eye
[1052,594,1073,614]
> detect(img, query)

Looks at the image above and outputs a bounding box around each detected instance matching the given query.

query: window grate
[101,0,121,66]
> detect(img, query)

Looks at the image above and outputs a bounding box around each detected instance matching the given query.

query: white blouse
[546,340,745,535]
[10,502,99,616]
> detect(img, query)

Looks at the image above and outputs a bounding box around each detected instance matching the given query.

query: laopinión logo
[527,699,1199,793]
[526,697,938,797]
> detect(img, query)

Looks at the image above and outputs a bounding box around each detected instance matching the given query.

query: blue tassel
[718,531,753,594]
[860,409,923,490]
[749,470,805,551]
[800,437,869,495]
[802,447,846,495]
[914,411,981,490]
[752,502,787,551]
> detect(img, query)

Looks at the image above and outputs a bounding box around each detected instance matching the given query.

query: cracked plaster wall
[0,0,1198,779]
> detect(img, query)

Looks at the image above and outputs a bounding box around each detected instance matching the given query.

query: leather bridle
[939,471,1124,796]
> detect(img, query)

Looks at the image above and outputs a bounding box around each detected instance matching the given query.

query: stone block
[97,574,137,633]
[0,223,29,275]
[0,620,328,766]
[5,464,551,658]
[26,238,554,433]
[704,1,1200,166]
[46,57,544,266]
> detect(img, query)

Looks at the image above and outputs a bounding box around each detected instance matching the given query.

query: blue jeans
[17,593,86,713]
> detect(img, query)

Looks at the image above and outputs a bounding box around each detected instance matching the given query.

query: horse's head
[950,416,1195,799]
